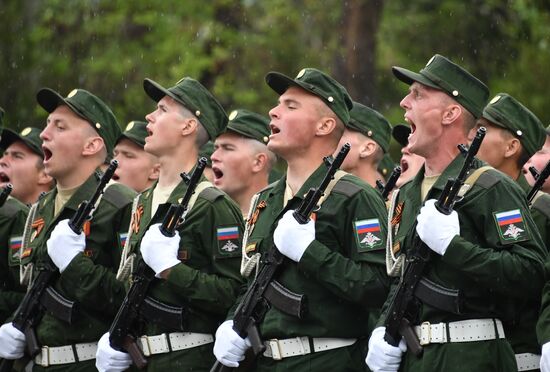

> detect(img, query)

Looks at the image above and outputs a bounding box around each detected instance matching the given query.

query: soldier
[113,121,160,193]
[391,124,424,188]
[473,93,549,371]
[0,88,136,370]
[524,125,550,194]
[337,101,392,187]
[95,77,244,371]
[0,111,29,323]
[211,108,277,216]
[366,55,546,372]
[212,68,390,370]
[0,127,54,205]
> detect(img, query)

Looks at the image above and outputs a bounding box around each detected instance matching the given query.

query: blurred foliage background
[1,0,549,160]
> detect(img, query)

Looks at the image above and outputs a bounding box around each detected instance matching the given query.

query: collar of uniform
[270,162,331,203]
[165,163,208,204]
[59,170,104,214]
[516,173,531,195]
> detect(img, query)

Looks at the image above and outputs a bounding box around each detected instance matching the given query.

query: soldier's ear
[442,104,461,126]
[148,163,161,181]
[359,139,376,159]
[316,116,337,137]
[504,138,521,159]
[37,168,53,186]
[252,153,268,173]
[82,136,105,157]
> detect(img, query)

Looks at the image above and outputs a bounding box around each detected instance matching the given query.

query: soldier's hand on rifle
[213,320,251,368]
[0,322,25,359]
[416,199,460,256]
[141,223,181,278]
[273,210,315,262]
[95,332,132,372]
[365,326,406,372]
[47,219,86,273]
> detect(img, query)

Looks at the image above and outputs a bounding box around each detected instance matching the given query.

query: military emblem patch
[217,226,240,255]
[354,218,383,251]
[493,209,529,244]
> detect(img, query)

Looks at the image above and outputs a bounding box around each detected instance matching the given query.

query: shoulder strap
[316,170,348,207]
[457,165,493,198]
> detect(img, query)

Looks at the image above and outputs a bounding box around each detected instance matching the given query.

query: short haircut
[179,105,209,147]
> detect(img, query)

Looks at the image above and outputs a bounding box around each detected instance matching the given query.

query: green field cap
[118,120,148,148]
[143,77,228,141]
[199,141,214,166]
[226,109,270,145]
[36,88,120,156]
[0,127,44,157]
[482,93,545,158]
[265,67,353,125]
[392,54,489,118]
[347,102,392,153]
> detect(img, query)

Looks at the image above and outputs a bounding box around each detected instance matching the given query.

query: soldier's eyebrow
[279,97,301,107]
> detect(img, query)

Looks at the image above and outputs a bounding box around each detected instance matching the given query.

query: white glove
[416,199,460,255]
[140,223,180,278]
[213,320,251,367]
[273,210,315,262]
[47,219,85,273]
[95,332,133,372]
[0,323,25,359]
[541,342,550,372]
[365,327,407,372]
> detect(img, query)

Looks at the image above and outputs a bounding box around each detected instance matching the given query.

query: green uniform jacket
[127,175,244,337]
[534,191,550,346]
[505,175,549,362]
[18,172,135,348]
[0,197,28,322]
[234,165,390,343]
[379,156,546,372]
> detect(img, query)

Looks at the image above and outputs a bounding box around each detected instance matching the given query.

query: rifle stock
[210,143,351,372]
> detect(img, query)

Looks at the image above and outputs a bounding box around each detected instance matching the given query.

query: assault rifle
[0,183,13,208]
[0,160,118,371]
[376,166,402,200]
[527,160,550,204]
[383,127,486,356]
[210,143,351,372]
[108,157,207,369]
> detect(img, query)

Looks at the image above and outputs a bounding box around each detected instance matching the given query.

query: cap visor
[392,124,411,147]
[36,88,68,114]
[0,128,21,150]
[143,78,181,105]
[117,133,145,148]
[392,67,440,90]
[265,72,302,95]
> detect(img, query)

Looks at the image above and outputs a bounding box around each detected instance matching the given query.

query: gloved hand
[140,223,180,278]
[541,342,550,372]
[47,219,85,273]
[273,210,315,262]
[95,332,132,372]
[365,327,407,372]
[0,323,25,359]
[416,199,460,255]
[213,320,251,367]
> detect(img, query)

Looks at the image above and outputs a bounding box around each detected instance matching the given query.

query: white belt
[413,318,505,345]
[515,353,541,371]
[34,342,97,367]
[263,336,356,360]
[138,332,214,356]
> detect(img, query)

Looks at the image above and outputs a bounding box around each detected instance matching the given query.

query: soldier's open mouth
[42,147,53,161]
[212,167,223,180]
[270,125,280,135]
[112,173,120,181]
[400,159,409,173]
[0,172,10,183]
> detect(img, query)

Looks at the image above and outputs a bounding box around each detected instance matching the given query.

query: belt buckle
[140,336,151,357]
[267,339,283,360]
[38,346,50,367]
[419,321,431,346]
